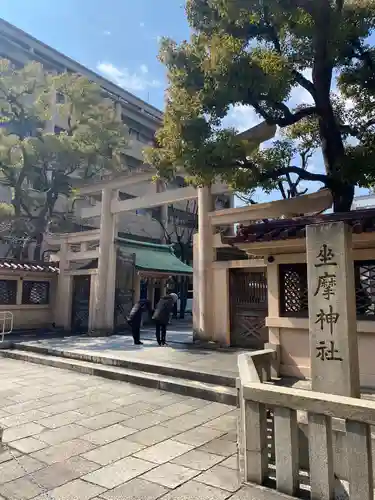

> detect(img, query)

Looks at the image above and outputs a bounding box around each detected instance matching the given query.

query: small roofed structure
[228,209,375,253]
[222,208,375,386]
[46,230,193,334]
[117,238,193,279]
[0,258,58,332]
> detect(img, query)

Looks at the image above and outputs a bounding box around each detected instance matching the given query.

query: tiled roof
[117,238,193,275]
[0,260,59,273]
[225,209,375,245]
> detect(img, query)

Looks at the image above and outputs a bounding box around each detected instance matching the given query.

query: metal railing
[0,311,13,341]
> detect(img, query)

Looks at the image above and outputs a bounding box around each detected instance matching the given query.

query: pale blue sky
[0,1,369,201]
[1,0,188,111]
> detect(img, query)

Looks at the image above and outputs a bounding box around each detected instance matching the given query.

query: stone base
[239,483,296,500]
[0,340,12,349]
[192,328,215,343]
[87,329,113,337]
[239,480,349,499]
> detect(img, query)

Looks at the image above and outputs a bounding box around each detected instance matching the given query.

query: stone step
[14,342,236,388]
[0,349,237,406]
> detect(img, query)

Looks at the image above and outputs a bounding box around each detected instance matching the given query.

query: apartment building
[0,17,205,251]
[352,194,375,210]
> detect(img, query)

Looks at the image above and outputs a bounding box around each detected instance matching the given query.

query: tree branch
[238,159,329,185]
[261,5,316,99]
[252,101,317,126]
[292,71,316,99]
[350,39,375,73]
[277,181,287,199]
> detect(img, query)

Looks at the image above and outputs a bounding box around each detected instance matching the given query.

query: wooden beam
[212,259,266,270]
[209,189,333,227]
[237,121,276,143]
[46,230,100,246]
[66,250,99,261]
[50,249,99,262]
[111,186,198,214]
[77,171,154,195]
[80,206,101,219]
[111,183,232,214]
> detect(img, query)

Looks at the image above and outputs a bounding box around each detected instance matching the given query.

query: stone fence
[237,351,374,500]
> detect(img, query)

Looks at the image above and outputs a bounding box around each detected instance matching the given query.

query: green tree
[154,200,197,318]
[0,59,129,259]
[235,138,313,205]
[145,0,375,212]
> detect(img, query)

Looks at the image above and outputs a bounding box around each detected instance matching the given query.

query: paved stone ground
[0,358,248,500]
[7,319,193,345]
[18,334,244,380]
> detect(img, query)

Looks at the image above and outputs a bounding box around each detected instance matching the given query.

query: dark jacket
[127,299,151,326]
[152,296,174,324]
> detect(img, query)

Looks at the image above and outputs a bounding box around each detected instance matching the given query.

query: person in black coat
[152,293,178,346]
[127,299,152,345]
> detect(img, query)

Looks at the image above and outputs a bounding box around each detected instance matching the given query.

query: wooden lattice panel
[279,260,375,320]
[0,280,17,305]
[355,260,375,319]
[230,269,268,348]
[279,264,308,317]
[231,314,267,348]
[22,281,50,305]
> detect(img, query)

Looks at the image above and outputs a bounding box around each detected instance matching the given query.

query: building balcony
[127,137,152,162]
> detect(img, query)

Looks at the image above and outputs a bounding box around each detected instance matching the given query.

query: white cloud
[103,30,111,36]
[140,22,145,28]
[288,69,315,108]
[222,104,262,133]
[96,62,161,92]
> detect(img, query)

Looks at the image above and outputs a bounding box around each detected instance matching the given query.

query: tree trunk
[32,214,49,261]
[330,183,354,212]
[312,3,354,213]
[33,231,44,261]
[12,189,23,259]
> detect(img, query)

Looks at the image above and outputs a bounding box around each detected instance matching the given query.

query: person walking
[127,299,152,345]
[152,293,178,346]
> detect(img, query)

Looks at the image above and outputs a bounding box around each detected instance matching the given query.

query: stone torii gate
[76,175,234,334]
[52,121,278,335]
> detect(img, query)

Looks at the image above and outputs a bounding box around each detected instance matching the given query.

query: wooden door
[230,269,268,348]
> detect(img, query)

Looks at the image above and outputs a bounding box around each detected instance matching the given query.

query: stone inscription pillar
[306,221,360,397]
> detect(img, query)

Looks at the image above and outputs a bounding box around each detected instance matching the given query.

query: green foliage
[146,0,375,212]
[0,59,129,258]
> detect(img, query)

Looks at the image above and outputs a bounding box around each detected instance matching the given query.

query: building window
[129,128,140,140]
[56,92,65,104]
[278,261,375,320]
[22,281,50,305]
[54,126,65,135]
[124,155,143,169]
[279,264,309,318]
[0,280,17,305]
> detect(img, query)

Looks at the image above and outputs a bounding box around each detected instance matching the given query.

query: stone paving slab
[0,358,243,500]
[17,334,244,380]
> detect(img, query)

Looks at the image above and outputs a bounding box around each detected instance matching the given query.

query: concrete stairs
[0,344,238,406]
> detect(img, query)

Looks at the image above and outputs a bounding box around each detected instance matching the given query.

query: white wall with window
[0,264,57,330]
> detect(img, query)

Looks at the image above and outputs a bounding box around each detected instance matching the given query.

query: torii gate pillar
[92,187,117,333]
[194,186,215,340]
